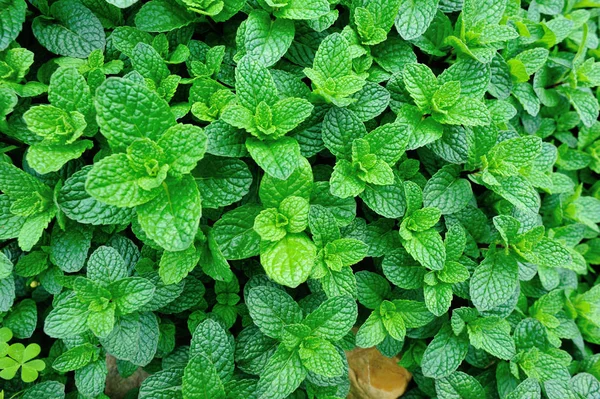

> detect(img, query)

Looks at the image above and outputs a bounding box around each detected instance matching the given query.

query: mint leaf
[422,326,469,379]
[0,0,26,51]
[273,0,329,20]
[423,165,473,215]
[395,0,439,40]
[94,77,175,152]
[470,252,519,312]
[303,296,357,341]
[247,286,302,339]
[241,10,295,67]
[467,317,516,360]
[260,233,316,288]
[256,345,306,399]
[136,175,201,252]
[135,0,195,32]
[246,137,301,180]
[32,0,106,58]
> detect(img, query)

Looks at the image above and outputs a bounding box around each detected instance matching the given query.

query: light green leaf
[423,165,473,215]
[395,0,439,40]
[470,252,519,312]
[260,233,317,288]
[246,137,301,180]
[242,10,295,67]
[421,326,469,379]
[136,175,201,252]
[94,77,175,152]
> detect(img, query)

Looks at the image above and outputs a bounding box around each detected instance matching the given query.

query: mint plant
[1,0,600,398]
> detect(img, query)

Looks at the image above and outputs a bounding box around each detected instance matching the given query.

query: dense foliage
[1,0,600,398]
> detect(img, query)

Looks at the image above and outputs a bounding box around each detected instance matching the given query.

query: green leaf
[381,302,406,341]
[436,371,485,399]
[505,378,541,399]
[189,318,234,381]
[138,367,184,398]
[0,162,50,200]
[247,285,302,339]
[330,160,365,198]
[182,353,226,399]
[355,311,386,348]
[131,43,169,85]
[421,326,469,379]
[22,381,65,399]
[49,224,92,274]
[402,63,438,113]
[44,293,89,338]
[462,0,507,31]
[0,252,12,280]
[279,196,310,233]
[94,77,175,152]
[488,135,542,169]
[254,208,287,242]
[135,0,195,32]
[260,233,317,288]
[18,210,55,252]
[99,312,159,366]
[303,296,357,341]
[157,123,207,175]
[109,277,155,314]
[85,153,160,208]
[424,283,453,316]
[402,229,446,271]
[86,301,115,338]
[438,58,491,99]
[271,97,313,136]
[74,360,106,398]
[52,343,97,373]
[233,55,278,112]
[563,87,600,128]
[395,0,439,40]
[27,141,93,174]
[159,244,200,285]
[356,271,391,309]
[198,229,233,283]
[14,251,48,277]
[212,204,262,260]
[470,252,519,312]
[111,27,153,58]
[32,0,106,58]
[86,246,128,286]
[423,165,473,215]
[361,176,406,219]
[3,299,37,339]
[246,137,301,180]
[274,0,330,20]
[58,166,134,225]
[493,175,541,214]
[260,157,313,209]
[467,317,516,360]
[242,10,295,67]
[393,299,435,328]
[298,337,344,377]
[136,175,201,252]
[0,0,27,51]
[256,345,306,399]
[434,98,492,126]
[311,33,353,80]
[322,108,367,161]
[324,238,368,270]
